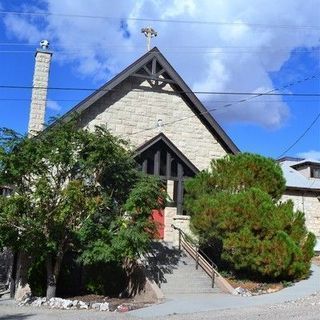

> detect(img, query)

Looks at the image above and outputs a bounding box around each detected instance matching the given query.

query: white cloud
[47,100,62,111]
[3,0,320,128]
[297,150,320,161]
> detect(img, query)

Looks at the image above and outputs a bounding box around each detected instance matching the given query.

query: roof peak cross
[141,26,157,51]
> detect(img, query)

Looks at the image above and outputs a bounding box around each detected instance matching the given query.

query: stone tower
[28,40,52,135]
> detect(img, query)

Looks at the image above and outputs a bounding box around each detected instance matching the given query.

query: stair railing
[171,224,218,288]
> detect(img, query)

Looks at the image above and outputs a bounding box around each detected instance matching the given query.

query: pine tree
[185,153,315,280]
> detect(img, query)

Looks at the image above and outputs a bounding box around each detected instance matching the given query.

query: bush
[185,153,315,280]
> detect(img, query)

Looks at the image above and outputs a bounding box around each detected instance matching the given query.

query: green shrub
[185,153,315,280]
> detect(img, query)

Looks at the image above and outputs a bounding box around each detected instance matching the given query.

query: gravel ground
[153,292,320,320]
[0,292,319,320]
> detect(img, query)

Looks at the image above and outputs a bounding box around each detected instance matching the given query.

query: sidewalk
[130,264,320,318]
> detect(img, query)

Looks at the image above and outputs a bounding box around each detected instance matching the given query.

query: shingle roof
[279,159,320,191]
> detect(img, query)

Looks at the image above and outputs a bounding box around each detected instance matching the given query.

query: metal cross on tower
[141,26,157,51]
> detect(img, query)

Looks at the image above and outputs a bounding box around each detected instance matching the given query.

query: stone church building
[52,46,239,243]
[4,45,320,247]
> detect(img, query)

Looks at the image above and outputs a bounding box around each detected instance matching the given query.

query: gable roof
[134,132,200,174]
[291,159,320,169]
[53,47,239,155]
[279,159,320,192]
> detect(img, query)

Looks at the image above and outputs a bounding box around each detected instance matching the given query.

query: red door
[151,209,164,239]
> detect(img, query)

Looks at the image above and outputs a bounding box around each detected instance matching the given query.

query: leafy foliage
[185,153,315,280]
[0,120,165,297]
[79,175,166,265]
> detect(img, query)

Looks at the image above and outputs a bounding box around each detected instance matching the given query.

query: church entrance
[134,133,199,240]
[151,208,165,239]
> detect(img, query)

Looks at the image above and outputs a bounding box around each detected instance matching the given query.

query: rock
[267,288,278,293]
[48,297,64,308]
[71,300,78,307]
[91,303,101,310]
[99,302,109,311]
[78,301,89,309]
[31,297,44,307]
[18,296,32,306]
[233,286,252,297]
[61,299,73,309]
[15,284,32,302]
[41,297,47,305]
[117,304,129,312]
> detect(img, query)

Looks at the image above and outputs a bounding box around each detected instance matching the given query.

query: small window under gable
[292,160,320,179]
[311,167,320,178]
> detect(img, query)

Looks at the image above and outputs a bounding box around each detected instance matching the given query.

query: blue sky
[0,0,319,160]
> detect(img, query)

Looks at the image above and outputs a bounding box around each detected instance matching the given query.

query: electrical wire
[277,111,320,158]
[0,85,320,97]
[126,72,320,136]
[1,10,320,30]
[1,98,319,103]
[0,43,318,49]
[0,49,318,55]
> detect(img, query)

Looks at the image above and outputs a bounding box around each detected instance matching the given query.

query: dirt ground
[312,255,320,266]
[66,279,159,312]
[227,278,284,294]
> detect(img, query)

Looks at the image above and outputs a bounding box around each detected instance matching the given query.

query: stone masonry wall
[80,77,228,170]
[28,50,52,134]
[281,191,320,238]
[80,77,229,243]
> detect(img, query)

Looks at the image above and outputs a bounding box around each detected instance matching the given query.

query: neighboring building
[48,47,239,243]
[279,157,320,251]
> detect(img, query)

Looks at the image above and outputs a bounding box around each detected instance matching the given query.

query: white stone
[61,299,73,309]
[91,302,101,310]
[71,300,78,307]
[79,301,89,309]
[31,297,43,307]
[99,302,109,311]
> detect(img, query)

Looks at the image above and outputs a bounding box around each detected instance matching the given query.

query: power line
[0,85,320,97]
[1,10,320,30]
[1,98,320,103]
[126,72,320,136]
[277,111,320,158]
[0,49,318,55]
[0,67,318,140]
[0,43,319,50]
[0,98,320,103]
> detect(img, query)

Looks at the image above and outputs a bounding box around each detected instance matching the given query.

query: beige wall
[163,180,193,244]
[295,166,310,178]
[79,77,230,244]
[281,190,320,238]
[80,78,228,171]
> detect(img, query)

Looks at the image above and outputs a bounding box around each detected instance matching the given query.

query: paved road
[1,294,320,320]
[0,264,319,319]
[153,294,320,320]
[131,264,320,318]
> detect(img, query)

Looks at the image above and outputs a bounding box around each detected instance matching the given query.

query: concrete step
[144,241,222,296]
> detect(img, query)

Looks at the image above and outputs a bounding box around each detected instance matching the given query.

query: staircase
[144,227,234,296]
[159,248,221,295]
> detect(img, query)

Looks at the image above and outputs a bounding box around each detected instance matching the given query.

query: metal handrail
[171,224,218,288]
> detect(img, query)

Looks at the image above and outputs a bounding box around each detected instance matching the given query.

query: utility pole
[141,26,157,51]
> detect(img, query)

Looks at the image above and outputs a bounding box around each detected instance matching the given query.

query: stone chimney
[28,40,52,136]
